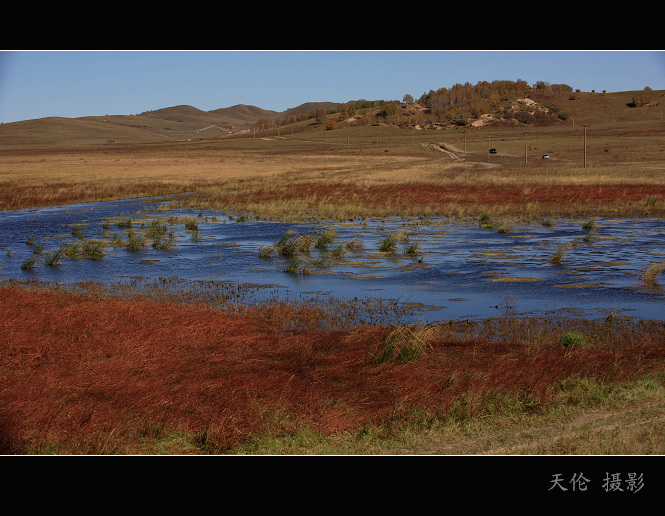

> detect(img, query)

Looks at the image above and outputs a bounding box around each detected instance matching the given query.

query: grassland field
[2,94,665,460]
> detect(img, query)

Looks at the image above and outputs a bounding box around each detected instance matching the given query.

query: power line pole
[584,120,588,168]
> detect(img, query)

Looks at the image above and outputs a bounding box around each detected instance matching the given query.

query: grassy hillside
[0,101,340,148]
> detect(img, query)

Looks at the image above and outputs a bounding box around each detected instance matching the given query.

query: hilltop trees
[629,86,653,107]
[418,79,534,125]
[252,79,575,133]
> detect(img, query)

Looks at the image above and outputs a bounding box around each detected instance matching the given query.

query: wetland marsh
[2,93,665,456]
[3,195,663,325]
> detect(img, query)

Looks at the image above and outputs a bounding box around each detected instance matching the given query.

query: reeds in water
[642,261,665,287]
[124,231,146,252]
[550,240,578,264]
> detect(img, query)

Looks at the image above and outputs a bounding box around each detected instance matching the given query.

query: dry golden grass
[2,114,665,219]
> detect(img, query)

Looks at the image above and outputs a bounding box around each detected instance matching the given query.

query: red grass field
[2,285,664,454]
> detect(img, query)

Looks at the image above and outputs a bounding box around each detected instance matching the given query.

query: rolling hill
[0,87,662,149]
[0,101,338,148]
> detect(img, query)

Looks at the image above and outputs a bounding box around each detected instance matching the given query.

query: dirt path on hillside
[405,397,665,455]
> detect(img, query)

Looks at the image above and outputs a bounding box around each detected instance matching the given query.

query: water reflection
[1,197,663,323]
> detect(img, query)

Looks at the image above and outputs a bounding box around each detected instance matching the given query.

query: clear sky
[1,50,664,124]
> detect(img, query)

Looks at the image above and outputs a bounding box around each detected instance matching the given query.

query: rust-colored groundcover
[1,285,664,454]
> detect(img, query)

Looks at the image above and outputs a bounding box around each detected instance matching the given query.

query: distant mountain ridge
[0,101,340,147]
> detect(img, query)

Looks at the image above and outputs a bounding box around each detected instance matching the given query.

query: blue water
[1,196,664,323]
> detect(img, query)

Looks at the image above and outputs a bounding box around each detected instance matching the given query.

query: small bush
[560,331,587,349]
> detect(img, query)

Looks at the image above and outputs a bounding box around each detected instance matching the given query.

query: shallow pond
[1,196,664,323]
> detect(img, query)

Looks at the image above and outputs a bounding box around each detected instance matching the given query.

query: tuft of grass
[275,231,312,257]
[404,240,422,255]
[642,261,665,286]
[146,220,168,238]
[284,257,310,274]
[550,240,578,264]
[20,256,38,270]
[81,240,105,260]
[367,325,436,365]
[315,227,337,249]
[152,232,176,250]
[330,243,347,259]
[124,231,146,252]
[379,232,408,253]
[478,213,495,229]
[44,248,63,267]
[184,218,199,232]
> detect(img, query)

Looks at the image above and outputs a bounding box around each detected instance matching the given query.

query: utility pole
[584,120,588,168]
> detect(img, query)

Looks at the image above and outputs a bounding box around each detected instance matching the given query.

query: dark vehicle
[489,148,497,154]
[542,154,550,159]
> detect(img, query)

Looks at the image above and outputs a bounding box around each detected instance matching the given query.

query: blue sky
[1,50,664,124]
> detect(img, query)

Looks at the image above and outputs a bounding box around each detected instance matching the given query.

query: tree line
[253,79,576,131]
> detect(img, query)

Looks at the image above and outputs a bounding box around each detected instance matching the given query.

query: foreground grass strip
[2,283,665,455]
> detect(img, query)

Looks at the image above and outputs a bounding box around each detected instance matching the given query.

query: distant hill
[0,101,341,148]
[0,88,662,149]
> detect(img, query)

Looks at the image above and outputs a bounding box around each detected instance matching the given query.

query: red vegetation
[212,181,665,215]
[1,285,664,454]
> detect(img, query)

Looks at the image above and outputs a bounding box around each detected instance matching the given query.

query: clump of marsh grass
[478,213,511,233]
[20,256,39,270]
[404,240,422,255]
[71,224,86,239]
[61,242,80,258]
[344,238,363,252]
[315,227,337,249]
[550,240,578,264]
[642,261,665,287]
[116,218,132,228]
[581,219,598,243]
[367,325,436,365]
[44,248,63,267]
[146,220,168,238]
[379,231,408,253]
[284,257,310,275]
[275,231,313,257]
[81,240,105,260]
[478,212,496,230]
[184,218,199,232]
[330,243,347,259]
[124,231,146,252]
[152,232,176,250]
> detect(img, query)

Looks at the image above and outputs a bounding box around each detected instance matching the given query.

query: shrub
[560,331,587,349]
